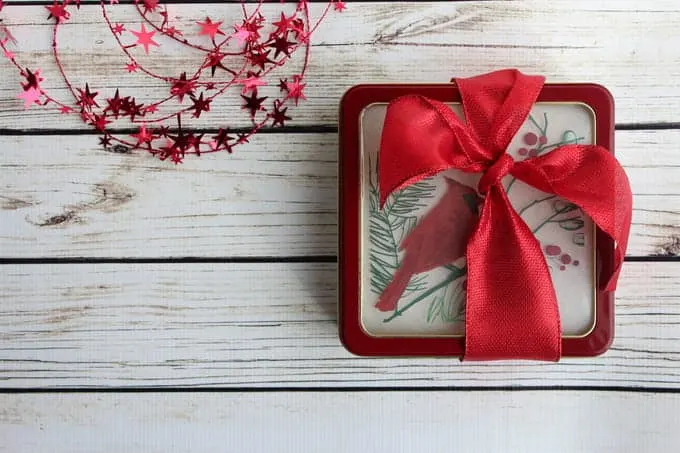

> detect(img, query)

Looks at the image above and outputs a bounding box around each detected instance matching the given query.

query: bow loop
[478,153,514,195]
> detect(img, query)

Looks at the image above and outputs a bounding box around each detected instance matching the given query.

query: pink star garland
[0,0,344,164]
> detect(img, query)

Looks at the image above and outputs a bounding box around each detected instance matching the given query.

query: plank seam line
[1,386,679,394]
[0,256,677,264]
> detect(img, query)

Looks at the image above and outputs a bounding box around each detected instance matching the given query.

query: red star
[99,135,112,147]
[334,1,347,12]
[232,25,252,45]
[202,50,227,77]
[196,17,225,40]
[126,62,139,73]
[211,128,234,153]
[269,36,295,58]
[76,84,99,112]
[45,1,70,23]
[18,87,41,109]
[121,97,145,122]
[190,93,211,118]
[249,50,274,70]
[241,90,267,117]
[59,105,73,114]
[240,72,266,94]
[131,23,160,54]
[112,23,125,35]
[131,124,157,148]
[104,89,128,119]
[141,0,160,14]
[289,18,306,40]
[90,114,111,132]
[272,12,295,35]
[21,69,43,91]
[170,72,197,103]
[165,26,182,38]
[144,104,159,114]
[270,102,291,127]
[187,133,204,155]
[285,75,306,105]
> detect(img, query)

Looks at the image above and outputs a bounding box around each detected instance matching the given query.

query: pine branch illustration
[368,179,436,295]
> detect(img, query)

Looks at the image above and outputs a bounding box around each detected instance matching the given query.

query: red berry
[539,135,548,145]
[523,132,538,145]
[560,265,566,271]
[545,245,561,256]
[573,260,580,266]
[518,147,528,156]
[560,254,572,264]
[528,149,538,157]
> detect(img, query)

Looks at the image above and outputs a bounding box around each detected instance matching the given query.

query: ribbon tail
[464,184,561,361]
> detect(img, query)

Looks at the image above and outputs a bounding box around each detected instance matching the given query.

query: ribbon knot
[478,153,514,195]
[377,69,632,361]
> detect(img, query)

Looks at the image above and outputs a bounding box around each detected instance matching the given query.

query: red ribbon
[378,69,632,361]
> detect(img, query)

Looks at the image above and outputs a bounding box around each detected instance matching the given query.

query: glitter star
[141,0,160,14]
[131,124,157,148]
[232,26,252,45]
[270,36,295,58]
[190,93,211,118]
[270,102,291,127]
[285,75,306,105]
[18,87,41,109]
[196,17,225,40]
[76,84,99,112]
[170,72,197,103]
[112,23,125,35]
[104,89,128,119]
[211,128,234,153]
[239,73,266,94]
[272,12,295,35]
[91,114,111,132]
[241,90,267,117]
[130,23,160,54]
[45,1,70,24]
[202,50,227,77]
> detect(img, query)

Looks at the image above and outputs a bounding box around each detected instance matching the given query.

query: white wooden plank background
[0,261,678,388]
[1,1,679,129]
[1,0,680,450]
[2,391,680,453]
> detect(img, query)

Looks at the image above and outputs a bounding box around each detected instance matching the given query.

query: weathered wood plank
[0,261,678,388]
[2,391,680,453]
[0,130,677,258]
[1,1,679,129]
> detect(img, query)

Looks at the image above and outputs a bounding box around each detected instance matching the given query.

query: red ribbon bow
[378,69,632,361]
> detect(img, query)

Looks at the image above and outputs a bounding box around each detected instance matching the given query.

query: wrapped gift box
[339,77,621,359]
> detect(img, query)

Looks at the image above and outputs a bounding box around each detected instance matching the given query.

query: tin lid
[339,83,615,357]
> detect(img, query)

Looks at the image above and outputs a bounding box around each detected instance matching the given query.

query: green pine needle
[368,179,436,296]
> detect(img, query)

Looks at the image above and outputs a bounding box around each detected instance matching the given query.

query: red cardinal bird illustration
[375,177,481,312]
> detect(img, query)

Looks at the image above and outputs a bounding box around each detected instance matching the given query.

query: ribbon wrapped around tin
[375,69,632,361]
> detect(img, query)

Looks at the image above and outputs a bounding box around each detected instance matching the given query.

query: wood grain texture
[1,130,678,258]
[2,391,680,453]
[1,1,680,130]
[0,261,678,388]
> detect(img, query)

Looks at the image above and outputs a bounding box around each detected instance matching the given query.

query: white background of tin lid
[1,1,680,451]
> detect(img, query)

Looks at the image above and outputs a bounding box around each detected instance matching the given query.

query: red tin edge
[339,83,615,358]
